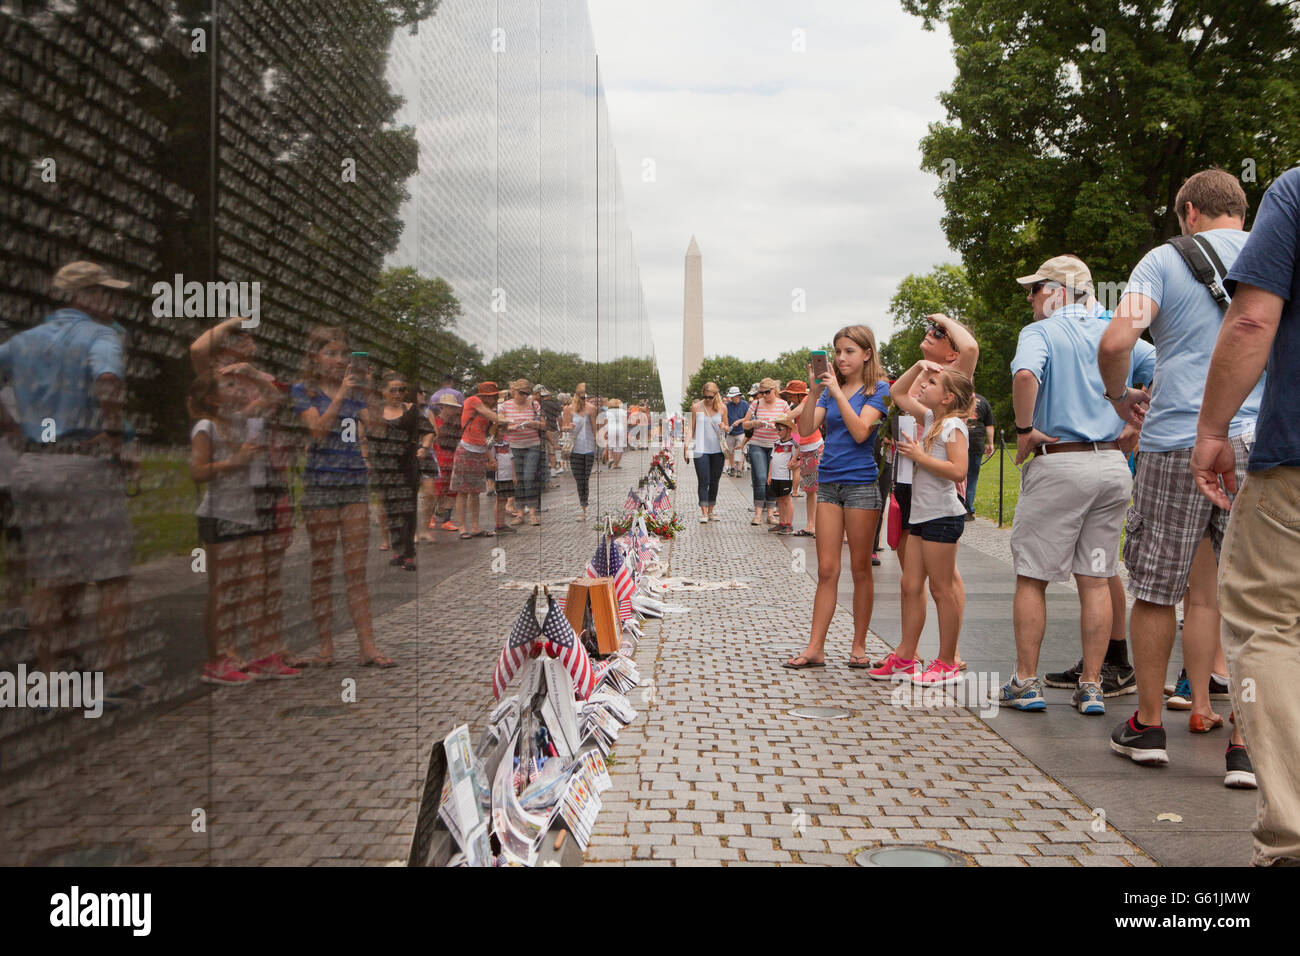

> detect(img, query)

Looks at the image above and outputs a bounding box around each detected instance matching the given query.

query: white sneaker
[699,515,709,523]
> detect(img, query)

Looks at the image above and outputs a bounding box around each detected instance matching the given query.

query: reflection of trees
[482,348,663,411]
[95,1,437,442]
[364,267,482,387]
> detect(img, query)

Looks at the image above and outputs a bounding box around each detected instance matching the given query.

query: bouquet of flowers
[645,512,684,539]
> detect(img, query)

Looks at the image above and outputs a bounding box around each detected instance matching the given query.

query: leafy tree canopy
[899,0,1300,427]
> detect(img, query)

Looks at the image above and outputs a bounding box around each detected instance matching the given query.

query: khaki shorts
[1010,449,1131,582]
[10,453,133,585]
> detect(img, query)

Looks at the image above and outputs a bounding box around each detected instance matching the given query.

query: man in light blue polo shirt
[1000,255,1153,717]
[0,261,133,692]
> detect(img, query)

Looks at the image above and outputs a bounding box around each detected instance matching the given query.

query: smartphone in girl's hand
[810,350,829,379]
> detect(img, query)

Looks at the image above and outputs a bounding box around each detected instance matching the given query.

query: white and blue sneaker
[998,674,1046,711]
[1071,681,1105,715]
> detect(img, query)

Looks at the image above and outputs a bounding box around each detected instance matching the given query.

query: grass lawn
[129,452,200,563]
[972,445,1022,527]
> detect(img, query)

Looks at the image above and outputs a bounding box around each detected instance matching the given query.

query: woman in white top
[683,381,729,522]
[562,382,599,520]
[741,377,791,525]
[603,398,627,468]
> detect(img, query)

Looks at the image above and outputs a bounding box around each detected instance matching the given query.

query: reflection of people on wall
[190,316,301,678]
[0,262,134,695]
[370,369,425,570]
[291,326,394,667]
[413,384,439,541]
[562,383,598,521]
[603,398,626,469]
[503,379,547,527]
[449,382,507,537]
[430,394,462,537]
[0,379,25,626]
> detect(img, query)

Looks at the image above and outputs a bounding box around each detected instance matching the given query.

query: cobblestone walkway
[584,475,1155,867]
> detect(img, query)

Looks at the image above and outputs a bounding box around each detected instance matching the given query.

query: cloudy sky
[586,0,959,403]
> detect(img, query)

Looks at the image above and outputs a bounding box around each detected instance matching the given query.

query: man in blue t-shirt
[1193,165,1300,867]
[1001,255,1154,717]
[1099,169,1257,781]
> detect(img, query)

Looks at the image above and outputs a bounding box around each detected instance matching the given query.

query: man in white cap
[0,261,134,697]
[998,255,1153,718]
[724,386,748,476]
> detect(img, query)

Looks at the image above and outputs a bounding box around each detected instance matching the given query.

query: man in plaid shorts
[1099,169,1260,785]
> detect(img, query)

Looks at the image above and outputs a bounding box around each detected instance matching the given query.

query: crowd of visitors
[5,162,1298,869]
[0,263,657,691]
[735,166,1295,867]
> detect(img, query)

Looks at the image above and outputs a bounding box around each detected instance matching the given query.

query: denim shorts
[909,513,965,543]
[816,481,883,510]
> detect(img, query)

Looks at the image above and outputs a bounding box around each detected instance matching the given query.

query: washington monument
[681,236,703,400]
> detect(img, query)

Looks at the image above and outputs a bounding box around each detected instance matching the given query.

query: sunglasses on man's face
[926,324,948,340]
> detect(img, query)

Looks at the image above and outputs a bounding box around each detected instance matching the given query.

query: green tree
[364,267,483,388]
[901,0,1300,425]
[681,357,760,413]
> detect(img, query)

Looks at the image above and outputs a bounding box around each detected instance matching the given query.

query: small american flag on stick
[539,594,595,699]
[589,535,636,621]
[492,593,541,699]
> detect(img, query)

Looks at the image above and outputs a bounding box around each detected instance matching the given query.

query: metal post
[997,429,1005,528]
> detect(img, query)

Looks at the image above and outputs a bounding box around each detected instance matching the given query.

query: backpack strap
[1166,235,1231,313]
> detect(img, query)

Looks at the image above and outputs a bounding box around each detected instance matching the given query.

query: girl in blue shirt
[292,326,395,668]
[784,325,890,670]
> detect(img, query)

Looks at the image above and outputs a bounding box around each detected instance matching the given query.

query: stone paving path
[0,452,1156,866]
[584,475,1154,867]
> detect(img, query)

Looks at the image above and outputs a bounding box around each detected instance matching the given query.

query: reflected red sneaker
[200,658,254,685]
[244,653,303,680]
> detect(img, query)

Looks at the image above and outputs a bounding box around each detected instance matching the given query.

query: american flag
[492,594,541,700]
[588,535,636,621]
[539,595,595,699]
[652,484,670,512]
[629,518,656,568]
[624,487,640,513]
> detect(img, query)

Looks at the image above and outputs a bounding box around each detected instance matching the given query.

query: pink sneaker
[866,653,920,680]
[244,653,303,680]
[200,657,254,686]
[913,659,963,687]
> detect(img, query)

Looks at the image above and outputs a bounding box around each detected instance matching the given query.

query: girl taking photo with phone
[784,326,889,670]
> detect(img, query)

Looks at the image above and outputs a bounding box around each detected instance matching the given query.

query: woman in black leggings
[563,384,599,521]
[371,371,425,570]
